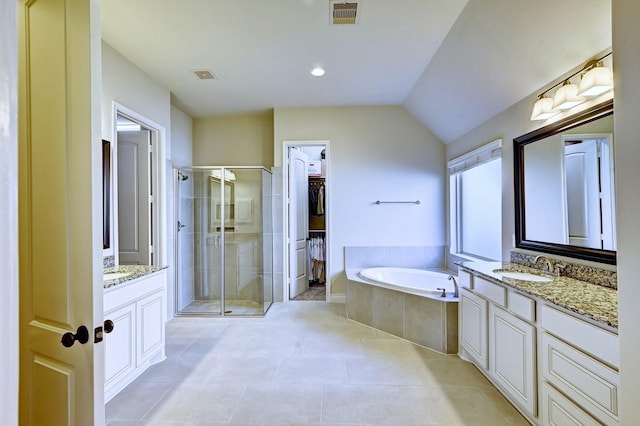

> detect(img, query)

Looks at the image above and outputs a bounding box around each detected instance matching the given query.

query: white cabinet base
[104,270,166,403]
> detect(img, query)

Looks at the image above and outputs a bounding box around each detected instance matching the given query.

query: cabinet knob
[104,319,115,334]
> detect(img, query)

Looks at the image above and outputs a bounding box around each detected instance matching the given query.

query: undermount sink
[103,272,132,281]
[492,269,553,283]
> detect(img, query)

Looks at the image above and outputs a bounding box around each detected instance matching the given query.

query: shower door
[222,168,272,316]
[175,167,273,316]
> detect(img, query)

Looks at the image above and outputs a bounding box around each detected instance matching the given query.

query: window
[449,140,502,261]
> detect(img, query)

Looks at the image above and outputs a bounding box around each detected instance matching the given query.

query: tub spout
[448,275,459,298]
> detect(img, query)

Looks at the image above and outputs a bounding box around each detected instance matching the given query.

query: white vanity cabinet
[540,305,620,426]
[104,270,167,402]
[458,265,620,426]
[458,267,537,421]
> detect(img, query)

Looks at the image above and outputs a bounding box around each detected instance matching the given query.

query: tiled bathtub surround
[346,277,458,354]
[345,245,446,270]
[344,246,457,354]
[510,251,617,289]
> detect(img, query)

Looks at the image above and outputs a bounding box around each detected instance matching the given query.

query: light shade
[578,65,613,97]
[552,81,585,110]
[531,97,559,121]
[311,67,325,77]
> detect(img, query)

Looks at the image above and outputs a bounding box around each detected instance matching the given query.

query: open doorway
[112,103,164,267]
[283,141,331,302]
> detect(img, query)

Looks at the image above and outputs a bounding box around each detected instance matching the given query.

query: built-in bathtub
[346,267,458,354]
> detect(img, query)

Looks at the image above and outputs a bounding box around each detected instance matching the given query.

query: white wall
[0,0,19,423]
[612,1,640,422]
[274,106,446,295]
[101,42,171,152]
[101,41,175,316]
[446,63,615,269]
[167,106,193,319]
[171,106,193,167]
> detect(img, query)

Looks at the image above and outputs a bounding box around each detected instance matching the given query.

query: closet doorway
[284,141,330,302]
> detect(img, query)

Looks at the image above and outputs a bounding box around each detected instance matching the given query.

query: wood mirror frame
[513,99,615,265]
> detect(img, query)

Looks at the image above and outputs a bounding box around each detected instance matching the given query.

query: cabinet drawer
[474,276,506,307]
[540,305,619,368]
[541,382,602,426]
[508,291,535,322]
[458,268,473,289]
[542,332,619,425]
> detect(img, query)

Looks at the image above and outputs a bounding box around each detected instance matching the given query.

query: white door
[18,0,103,424]
[288,148,309,299]
[118,130,151,265]
[564,139,601,248]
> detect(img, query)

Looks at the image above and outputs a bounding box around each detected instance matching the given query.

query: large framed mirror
[514,99,615,264]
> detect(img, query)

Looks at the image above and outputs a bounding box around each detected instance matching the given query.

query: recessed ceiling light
[311,67,326,77]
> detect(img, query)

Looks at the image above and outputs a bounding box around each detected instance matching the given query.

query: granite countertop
[103,265,168,289]
[457,261,618,330]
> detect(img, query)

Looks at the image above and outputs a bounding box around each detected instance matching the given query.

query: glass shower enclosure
[175,167,273,316]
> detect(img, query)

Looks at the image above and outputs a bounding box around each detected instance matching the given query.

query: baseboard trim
[330,293,346,304]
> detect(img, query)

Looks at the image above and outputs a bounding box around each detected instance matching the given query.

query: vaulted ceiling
[102,0,611,144]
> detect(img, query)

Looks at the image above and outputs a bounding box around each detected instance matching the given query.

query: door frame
[1,0,19,422]
[111,102,167,268]
[282,140,332,303]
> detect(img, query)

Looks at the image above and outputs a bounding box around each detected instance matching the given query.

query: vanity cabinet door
[104,303,136,392]
[460,288,488,370]
[136,290,165,365]
[489,305,537,418]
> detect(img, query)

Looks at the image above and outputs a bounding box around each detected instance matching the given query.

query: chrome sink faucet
[448,275,459,298]
[534,255,554,274]
[534,255,566,277]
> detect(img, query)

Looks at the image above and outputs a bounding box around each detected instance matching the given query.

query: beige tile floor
[180,300,265,316]
[106,301,529,425]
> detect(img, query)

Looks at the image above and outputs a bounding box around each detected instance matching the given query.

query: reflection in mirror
[514,100,616,264]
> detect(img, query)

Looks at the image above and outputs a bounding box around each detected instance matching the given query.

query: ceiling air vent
[191,69,218,80]
[330,1,360,25]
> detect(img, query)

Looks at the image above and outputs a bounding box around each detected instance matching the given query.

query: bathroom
[7,1,640,424]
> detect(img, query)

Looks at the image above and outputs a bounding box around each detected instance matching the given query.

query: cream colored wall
[274,105,446,295]
[192,112,274,167]
[612,1,640,422]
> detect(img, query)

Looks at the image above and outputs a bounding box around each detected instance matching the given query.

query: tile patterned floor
[106,301,529,425]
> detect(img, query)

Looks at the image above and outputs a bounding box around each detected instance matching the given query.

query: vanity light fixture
[530,52,613,121]
[531,95,559,121]
[578,61,613,96]
[552,80,585,110]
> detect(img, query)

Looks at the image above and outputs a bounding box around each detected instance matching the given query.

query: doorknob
[61,325,90,348]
